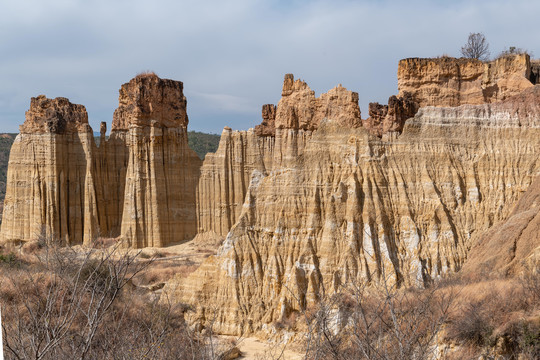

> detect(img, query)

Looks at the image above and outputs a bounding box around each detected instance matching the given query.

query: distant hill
[187,131,220,159]
[0,133,18,204]
[0,131,220,215]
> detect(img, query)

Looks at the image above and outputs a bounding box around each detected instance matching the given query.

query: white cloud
[0,0,539,133]
[189,91,259,114]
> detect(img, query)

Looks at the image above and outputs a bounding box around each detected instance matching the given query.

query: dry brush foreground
[0,239,239,360]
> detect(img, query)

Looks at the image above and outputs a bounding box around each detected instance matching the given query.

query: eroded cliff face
[275,74,362,131]
[196,75,362,237]
[196,127,274,237]
[1,75,201,248]
[3,58,540,339]
[113,74,201,248]
[363,93,419,138]
[461,172,540,279]
[165,85,540,335]
[1,96,101,245]
[398,54,534,107]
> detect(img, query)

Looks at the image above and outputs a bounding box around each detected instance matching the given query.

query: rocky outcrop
[363,93,419,137]
[21,96,90,134]
[113,74,201,248]
[398,54,534,107]
[196,127,274,237]
[254,104,276,137]
[1,74,201,248]
[196,75,362,237]
[165,85,540,335]
[276,74,362,131]
[462,168,540,278]
[0,96,100,245]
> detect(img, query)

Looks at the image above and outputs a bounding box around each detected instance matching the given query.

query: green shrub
[187,131,220,159]
[0,252,18,266]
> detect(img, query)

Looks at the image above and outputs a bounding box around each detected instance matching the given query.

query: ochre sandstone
[196,74,362,237]
[165,83,540,335]
[363,93,418,137]
[462,168,540,278]
[398,53,534,107]
[196,127,274,237]
[275,74,362,131]
[1,74,201,248]
[254,104,276,137]
[113,74,201,248]
[1,96,100,245]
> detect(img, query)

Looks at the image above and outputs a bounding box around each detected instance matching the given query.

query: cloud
[0,0,539,133]
[189,91,259,114]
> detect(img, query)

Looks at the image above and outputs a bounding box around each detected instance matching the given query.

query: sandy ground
[75,235,305,359]
[137,235,305,359]
[220,336,304,360]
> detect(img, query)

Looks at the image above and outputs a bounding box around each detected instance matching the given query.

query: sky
[0,0,539,134]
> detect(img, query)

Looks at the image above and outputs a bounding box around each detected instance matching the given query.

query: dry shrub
[522,265,540,304]
[135,261,198,286]
[152,250,168,258]
[139,251,152,259]
[444,273,540,358]
[0,243,211,360]
[504,318,540,358]
[21,240,45,254]
[301,269,539,360]
[447,299,494,347]
[136,70,158,78]
[301,275,455,360]
[274,311,300,331]
[91,237,117,249]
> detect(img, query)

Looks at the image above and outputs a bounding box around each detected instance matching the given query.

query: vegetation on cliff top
[187,131,220,160]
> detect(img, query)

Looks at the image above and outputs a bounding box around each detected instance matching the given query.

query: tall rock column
[113,74,201,248]
[196,127,275,237]
[0,96,100,245]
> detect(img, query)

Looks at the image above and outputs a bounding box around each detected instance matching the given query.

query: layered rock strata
[398,54,534,107]
[196,128,274,237]
[3,58,540,339]
[113,74,201,248]
[166,85,540,335]
[196,75,362,237]
[1,74,201,248]
[1,96,100,245]
[363,93,419,137]
[461,172,540,278]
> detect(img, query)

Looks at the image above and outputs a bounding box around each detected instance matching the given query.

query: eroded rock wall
[114,74,201,248]
[196,75,362,237]
[0,96,101,245]
[363,93,419,137]
[165,85,540,335]
[197,127,274,237]
[1,75,202,248]
[398,54,534,107]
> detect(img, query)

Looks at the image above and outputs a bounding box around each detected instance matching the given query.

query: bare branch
[461,32,490,61]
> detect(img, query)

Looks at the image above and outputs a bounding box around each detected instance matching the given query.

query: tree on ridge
[461,32,490,61]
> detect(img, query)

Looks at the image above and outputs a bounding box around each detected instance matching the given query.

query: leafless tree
[298,266,455,360]
[0,241,216,359]
[461,32,490,61]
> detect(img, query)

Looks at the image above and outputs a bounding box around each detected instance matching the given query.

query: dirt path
[221,336,304,360]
